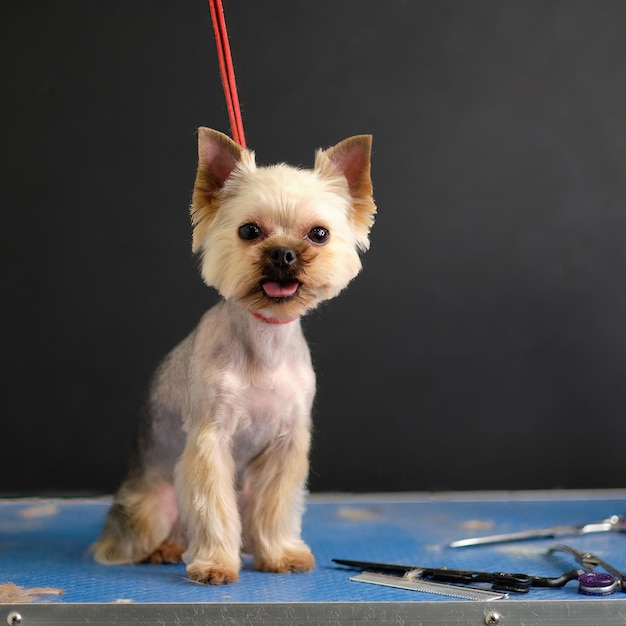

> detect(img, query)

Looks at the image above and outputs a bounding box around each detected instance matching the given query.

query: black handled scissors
[332,558,584,593]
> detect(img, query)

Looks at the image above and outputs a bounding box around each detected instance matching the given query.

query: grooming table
[2,491,626,625]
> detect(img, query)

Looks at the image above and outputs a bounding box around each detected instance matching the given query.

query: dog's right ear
[191,128,245,253]
[197,127,244,190]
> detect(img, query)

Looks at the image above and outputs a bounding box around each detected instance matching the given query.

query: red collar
[250,311,295,325]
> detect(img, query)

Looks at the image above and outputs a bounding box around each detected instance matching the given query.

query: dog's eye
[238,223,262,241]
[308,226,330,245]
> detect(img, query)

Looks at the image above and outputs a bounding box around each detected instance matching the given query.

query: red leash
[208,0,246,148]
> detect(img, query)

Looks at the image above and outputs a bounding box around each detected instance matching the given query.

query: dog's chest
[231,360,314,465]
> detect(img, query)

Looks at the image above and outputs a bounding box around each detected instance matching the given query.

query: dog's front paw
[187,561,240,585]
[255,546,315,574]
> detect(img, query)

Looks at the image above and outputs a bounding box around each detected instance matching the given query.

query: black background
[3,1,626,495]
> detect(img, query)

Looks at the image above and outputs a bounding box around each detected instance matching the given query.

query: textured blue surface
[2,493,626,604]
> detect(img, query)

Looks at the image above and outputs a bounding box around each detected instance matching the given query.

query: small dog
[93,128,376,584]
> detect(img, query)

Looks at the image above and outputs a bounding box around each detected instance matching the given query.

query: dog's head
[190,128,376,322]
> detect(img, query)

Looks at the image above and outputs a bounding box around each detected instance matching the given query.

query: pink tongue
[262,281,299,298]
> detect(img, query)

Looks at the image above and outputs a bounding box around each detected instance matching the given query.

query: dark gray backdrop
[3,1,626,495]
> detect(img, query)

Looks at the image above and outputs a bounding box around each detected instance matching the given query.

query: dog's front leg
[242,421,315,574]
[175,425,241,584]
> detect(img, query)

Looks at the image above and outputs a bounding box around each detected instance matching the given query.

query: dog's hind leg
[93,472,180,564]
[141,517,185,564]
[95,354,187,565]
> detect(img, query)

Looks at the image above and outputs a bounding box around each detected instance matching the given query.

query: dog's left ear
[323,135,373,196]
[316,135,376,250]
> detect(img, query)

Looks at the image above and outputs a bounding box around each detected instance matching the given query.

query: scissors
[449,514,626,548]
[549,544,626,596]
[332,558,584,594]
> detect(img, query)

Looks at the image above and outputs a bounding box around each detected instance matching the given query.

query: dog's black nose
[269,246,297,268]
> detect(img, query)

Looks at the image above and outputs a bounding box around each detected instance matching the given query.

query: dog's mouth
[261,280,300,299]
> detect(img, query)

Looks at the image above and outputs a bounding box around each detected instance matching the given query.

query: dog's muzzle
[260,246,301,298]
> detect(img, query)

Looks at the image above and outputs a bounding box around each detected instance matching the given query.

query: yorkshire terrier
[94,128,376,584]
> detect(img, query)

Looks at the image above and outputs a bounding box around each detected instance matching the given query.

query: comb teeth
[350,572,508,601]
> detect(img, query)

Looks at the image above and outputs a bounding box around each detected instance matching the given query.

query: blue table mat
[2,492,626,604]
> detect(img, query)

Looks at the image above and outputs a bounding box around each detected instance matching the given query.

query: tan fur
[94,473,179,564]
[94,128,376,584]
[0,583,64,604]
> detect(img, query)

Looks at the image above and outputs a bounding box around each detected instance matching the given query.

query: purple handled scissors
[549,544,626,596]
